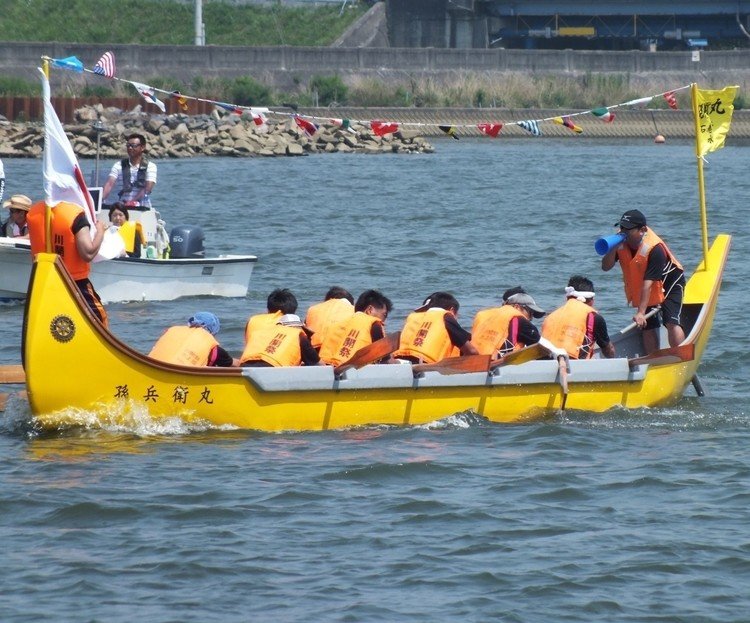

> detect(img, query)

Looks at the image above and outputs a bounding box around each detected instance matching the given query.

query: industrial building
[387,0,750,50]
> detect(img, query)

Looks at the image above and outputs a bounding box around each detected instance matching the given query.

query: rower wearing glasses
[102,133,157,208]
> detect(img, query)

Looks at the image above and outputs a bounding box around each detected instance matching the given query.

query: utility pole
[195,0,205,45]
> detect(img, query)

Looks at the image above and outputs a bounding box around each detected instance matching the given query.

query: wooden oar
[412,354,491,376]
[414,342,549,376]
[628,343,695,369]
[619,306,661,334]
[0,365,25,384]
[333,332,401,377]
[489,342,546,370]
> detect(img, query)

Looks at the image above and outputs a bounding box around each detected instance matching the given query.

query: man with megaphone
[601,209,685,354]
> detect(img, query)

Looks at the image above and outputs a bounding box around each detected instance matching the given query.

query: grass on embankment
[0,0,366,46]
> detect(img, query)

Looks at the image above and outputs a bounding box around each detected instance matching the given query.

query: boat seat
[242,365,336,392]
[336,363,416,388]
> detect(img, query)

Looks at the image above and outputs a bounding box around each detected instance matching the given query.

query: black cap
[616,209,647,230]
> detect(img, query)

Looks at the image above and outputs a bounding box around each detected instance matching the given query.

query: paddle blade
[490,343,545,369]
[628,343,695,369]
[0,365,25,384]
[333,332,401,376]
[413,354,491,376]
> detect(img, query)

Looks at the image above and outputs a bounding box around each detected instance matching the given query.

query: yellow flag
[694,86,738,156]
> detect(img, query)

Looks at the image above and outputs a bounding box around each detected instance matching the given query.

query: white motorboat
[0,193,257,303]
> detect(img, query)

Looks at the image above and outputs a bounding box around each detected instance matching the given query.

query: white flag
[39,67,96,226]
[130,81,166,113]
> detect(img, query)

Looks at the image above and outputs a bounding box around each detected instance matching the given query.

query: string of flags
[45,52,691,139]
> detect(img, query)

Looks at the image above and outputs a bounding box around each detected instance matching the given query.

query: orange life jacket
[240,324,304,367]
[617,228,683,308]
[305,298,355,349]
[394,309,454,364]
[541,298,596,360]
[244,311,283,345]
[117,221,144,254]
[318,311,382,366]
[28,200,90,280]
[148,326,219,366]
[471,306,526,356]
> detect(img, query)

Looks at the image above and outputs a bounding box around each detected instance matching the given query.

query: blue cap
[188,312,220,335]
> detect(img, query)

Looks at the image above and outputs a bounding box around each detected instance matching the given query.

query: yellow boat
[23,231,729,432]
[21,76,735,432]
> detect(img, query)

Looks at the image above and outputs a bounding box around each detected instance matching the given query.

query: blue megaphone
[594,232,626,256]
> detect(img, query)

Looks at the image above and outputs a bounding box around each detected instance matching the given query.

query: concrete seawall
[2,43,749,90]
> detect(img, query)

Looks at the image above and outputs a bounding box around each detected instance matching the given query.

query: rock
[286,143,304,156]
[0,105,434,160]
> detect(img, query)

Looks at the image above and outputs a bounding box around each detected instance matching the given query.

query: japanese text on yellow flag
[694,86,738,156]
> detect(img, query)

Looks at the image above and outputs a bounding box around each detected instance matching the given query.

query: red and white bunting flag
[294,115,319,136]
[663,91,678,110]
[371,121,399,137]
[92,51,116,79]
[477,123,503,138]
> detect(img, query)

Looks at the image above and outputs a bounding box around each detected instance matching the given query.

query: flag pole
[41,57,53,254]
[690,82,710,271]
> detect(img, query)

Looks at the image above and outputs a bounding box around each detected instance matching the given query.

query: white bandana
[565,286,595,302]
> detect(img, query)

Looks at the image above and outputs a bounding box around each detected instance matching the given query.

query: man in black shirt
[601,209,685,352]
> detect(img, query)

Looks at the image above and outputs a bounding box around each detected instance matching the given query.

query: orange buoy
[654,134,666,144]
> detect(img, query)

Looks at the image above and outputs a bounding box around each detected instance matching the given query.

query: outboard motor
[169,225,205,258]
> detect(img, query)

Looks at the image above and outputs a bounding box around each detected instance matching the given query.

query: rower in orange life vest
[471,287,545,358]
[240,313,320,367]
[601,209,685,354]
[243,288,299,345]
[394,291,479,364]
[319,289,393,366]
[541,275,615,359]
[149,312,239,367]
[27,199,108,326]
[304,286,355,351]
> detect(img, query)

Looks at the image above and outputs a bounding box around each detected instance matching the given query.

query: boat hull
[23,235,730,432]
[0,237,256,302]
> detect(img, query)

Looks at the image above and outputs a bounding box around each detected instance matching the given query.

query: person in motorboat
[394,291,480,364]
[601,209,685,353]
[319,289,393,366]
[1,194,32,239]
[27,200,108,326]
[471,291,545,359]
[239,313,321,368]
[541,275,615,360]
[305,286,355,351]
[108,203,146,258]
[101,133,157,208]
[149,311,239,367]
[0,158,5,205]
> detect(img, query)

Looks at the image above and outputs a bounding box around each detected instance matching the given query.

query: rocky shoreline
[2,104,749,160]
[0,104,434,160]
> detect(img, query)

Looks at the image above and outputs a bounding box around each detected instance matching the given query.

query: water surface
[0,139,747,622]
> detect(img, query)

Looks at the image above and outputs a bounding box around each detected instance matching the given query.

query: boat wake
[557,403,750,430]
[415,410,491,430]
[7,400,240,438]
